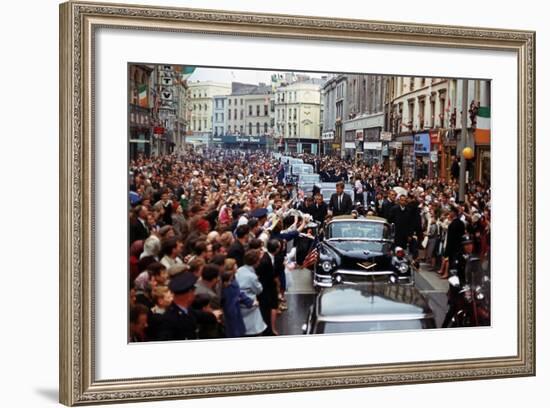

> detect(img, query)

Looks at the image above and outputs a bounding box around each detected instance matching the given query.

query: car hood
[323,240,390,261]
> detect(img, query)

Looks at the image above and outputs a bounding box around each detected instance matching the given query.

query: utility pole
[459,79,468,202]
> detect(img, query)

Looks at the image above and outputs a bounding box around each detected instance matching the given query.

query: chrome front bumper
[313,270,413,287]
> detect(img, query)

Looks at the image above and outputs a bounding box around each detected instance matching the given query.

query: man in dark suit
[255,239,281,335]
[129,205,150,244]
[388,194,412,249]
[381,190,397,221]
[227,224,250,267]
[156,271,218,341]
[328,181,353,216]
[443,206,466,276]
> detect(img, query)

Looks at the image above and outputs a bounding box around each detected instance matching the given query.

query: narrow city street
[127,64,491,343]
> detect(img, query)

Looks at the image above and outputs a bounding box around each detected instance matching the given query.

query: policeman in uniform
[157,271,218,341]
[441,235,474,328]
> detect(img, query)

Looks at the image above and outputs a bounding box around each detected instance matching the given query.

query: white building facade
[187,81,231,146]
[275,80,323,154]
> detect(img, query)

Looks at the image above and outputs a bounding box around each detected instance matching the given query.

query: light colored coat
[235,265,267,335]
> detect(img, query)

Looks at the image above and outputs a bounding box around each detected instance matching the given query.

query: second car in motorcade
[302,283,436,334]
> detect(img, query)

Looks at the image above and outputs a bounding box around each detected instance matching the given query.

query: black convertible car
[313,216,415,288]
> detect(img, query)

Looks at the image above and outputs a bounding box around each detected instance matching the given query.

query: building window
[240,99,243,105]
[240,110,243,120]
[234,109,237,120]
[293,108,297,120]
[430,97,436,128]
[256,105,260,116]
[204,103,207,111]
[198,104,202,111]
[249,123,253,135]
[440,93,447,128]
[240,125,243,134]
[264,123,268,134]
[408,101,415,130]
[293,123,297,136]
[204,119,207,129]
[228,99,231,106]
[419,98,425,129]
[249,105,253,116]
[264,104,268,116]
[256,122,260,135]
[410,77,415,91]
[235,99,238,105]
[228,108,231,120]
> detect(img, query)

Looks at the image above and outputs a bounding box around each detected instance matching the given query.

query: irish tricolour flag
[475,106,490,143]
[138,84,148,108]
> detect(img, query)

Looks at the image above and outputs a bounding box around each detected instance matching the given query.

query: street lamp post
[459,79,469,202]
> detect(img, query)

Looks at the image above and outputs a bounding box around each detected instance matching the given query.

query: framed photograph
[59,1,535,405]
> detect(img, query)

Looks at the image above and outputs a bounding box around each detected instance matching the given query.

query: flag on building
[138,84,148,108]
[173,65,196,81]
[475,106,491,144]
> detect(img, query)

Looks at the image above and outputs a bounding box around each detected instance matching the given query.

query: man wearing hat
[441,235,474,328]
[156,272,218,341]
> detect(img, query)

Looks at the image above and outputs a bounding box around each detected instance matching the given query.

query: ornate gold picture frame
[59,1,535,405]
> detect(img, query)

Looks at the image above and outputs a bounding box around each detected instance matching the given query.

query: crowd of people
[128,148,491,341]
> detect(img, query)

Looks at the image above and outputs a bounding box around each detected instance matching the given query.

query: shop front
[130,126,152,160]
[222,135,267,150]
[413,132,431,179]
[363,142,382,166]
[363,128,382,166]
[474,127,491,186]
[321,131,335,155]
[428,129,442,179]
[396,135,414,178]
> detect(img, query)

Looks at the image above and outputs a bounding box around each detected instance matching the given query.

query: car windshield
[328,221,389,239]
[315,319,435,334]
[300,174,320,183]
[292,165,313,174]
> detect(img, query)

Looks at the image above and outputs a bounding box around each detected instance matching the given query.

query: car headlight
[398,263,409,274]
[321,261,333,273]
[475,286,485,300]
[448,276,460,287]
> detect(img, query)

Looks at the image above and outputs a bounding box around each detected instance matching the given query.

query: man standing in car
[329,181,353,217]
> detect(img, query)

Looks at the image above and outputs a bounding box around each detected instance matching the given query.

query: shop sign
[364,142,382,150]
[414,132,431,154]
[322,131,335,140]
[430,151,438,163]
[430,130,440,144]
[344,142,356,149]
[389,141,402,149]
[380,131,392,141]
[355,130,364,141]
